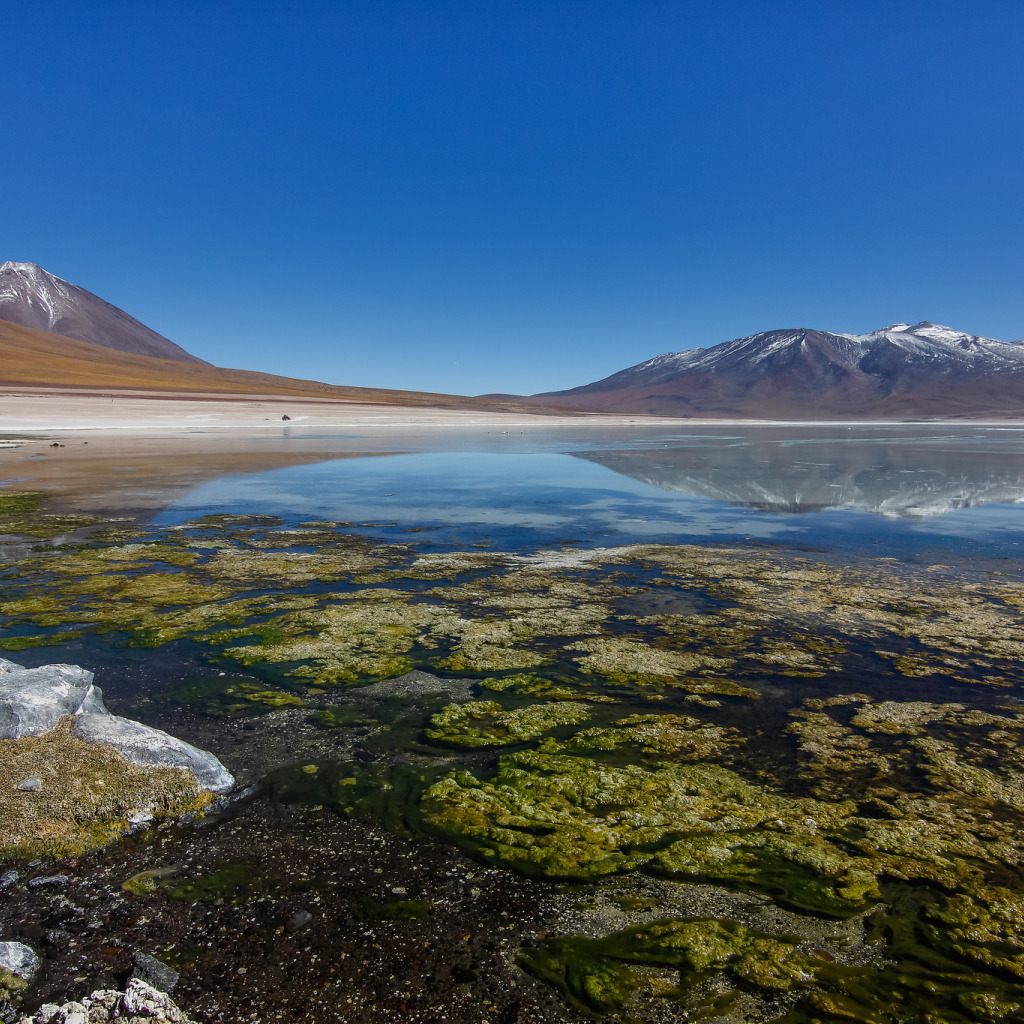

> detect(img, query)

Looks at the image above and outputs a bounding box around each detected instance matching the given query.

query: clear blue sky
[3,1,1022,395]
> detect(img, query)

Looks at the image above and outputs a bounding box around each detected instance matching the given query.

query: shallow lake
[4,422,1024,1023]
[151,422,1024,555]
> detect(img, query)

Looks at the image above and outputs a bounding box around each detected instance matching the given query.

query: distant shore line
[2,386,1024,434]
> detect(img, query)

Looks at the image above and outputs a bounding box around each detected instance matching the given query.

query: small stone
[16,776,42,793]
[43,929,71,949]
[0,940,40,980]
[285,910,312,933]
[56,1003,87,1024]
[0,871,17,889]
[27,874,69,889]
[120,978,193,1021]
[130,951,179,994]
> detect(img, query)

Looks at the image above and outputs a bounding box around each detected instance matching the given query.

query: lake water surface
[4,422,1024,1023]
[153,422,1024,555]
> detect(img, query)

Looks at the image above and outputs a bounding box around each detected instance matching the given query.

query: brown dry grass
[0,717,212,858]
[0,319,562,413]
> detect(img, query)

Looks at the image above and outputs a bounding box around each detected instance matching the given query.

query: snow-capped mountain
[533,322,1024,419]
[0,261,206,363]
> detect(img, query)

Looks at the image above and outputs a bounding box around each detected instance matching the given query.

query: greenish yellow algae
[520,918,820,1015]
[228,682,303,708]
[0,630,83,651]
[122,865,183,895]
[8,504,1024,1019]
[0,968,28,1003]
[224,590,466,683]
[0,490,99,538]
[165,863,258,904]
[478,672,615,703]
[423,750,875,909]
[426,700,591,748]
[5,514,1024,699]
[564,634,734,685]
[549,712,746,759]
[0,717,214,859]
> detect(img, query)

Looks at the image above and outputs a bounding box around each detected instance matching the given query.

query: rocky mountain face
[534,322,1024,418]
[0,261,206,363]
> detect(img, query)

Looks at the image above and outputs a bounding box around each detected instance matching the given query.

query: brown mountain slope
[0,319,558,413]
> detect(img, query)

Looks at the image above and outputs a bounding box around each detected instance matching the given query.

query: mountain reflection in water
[148,424,1024,556]
[574,430,1024,518]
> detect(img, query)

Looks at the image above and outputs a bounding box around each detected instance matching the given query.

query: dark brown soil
[1,799,584,1024]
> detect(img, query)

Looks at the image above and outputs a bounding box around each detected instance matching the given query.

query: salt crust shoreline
[1,387,1020,433]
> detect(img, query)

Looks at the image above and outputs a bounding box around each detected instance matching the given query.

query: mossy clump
[358,897,431,920]
[0,490,99,538]
[123,864,183,895]
[166,863,257,904]
[519,918,817,1015]
[565,635,733,687]
[0,630,83,651]
[232,683,302,708]
[0,967,28,1002]
[0,717,214,859]
[549,713,746,760]
[423,750,869,911]
[920,886,1024,978]
[425,700,591,749]
[478,672,615,703]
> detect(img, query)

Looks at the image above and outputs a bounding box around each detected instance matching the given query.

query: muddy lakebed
[3,424,1024,1023]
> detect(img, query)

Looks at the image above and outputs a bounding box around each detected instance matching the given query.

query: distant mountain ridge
[532,322,1024,419]
[0,261,206,364]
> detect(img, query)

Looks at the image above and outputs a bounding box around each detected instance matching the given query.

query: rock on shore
[0,660,104,738]
[16,978,196,1023]
[0,659,233,858]
[0,659,233,793]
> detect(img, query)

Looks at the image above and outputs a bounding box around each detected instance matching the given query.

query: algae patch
[6,498,1024,1020]
[426,700,591,748]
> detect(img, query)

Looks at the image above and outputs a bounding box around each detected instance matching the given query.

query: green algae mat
[4,494,1024,1022]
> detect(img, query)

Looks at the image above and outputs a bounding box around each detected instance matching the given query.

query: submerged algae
[520,917,819,1015]
[477,672,616,703]
[550,712,746,760]
[8,498,1024,1020]
[0,490,99,539]
[5,510,1024,699]
[426,700,591,748]
[422,750,878,913]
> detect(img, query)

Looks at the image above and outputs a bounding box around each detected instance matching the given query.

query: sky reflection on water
[152,425,1024,558]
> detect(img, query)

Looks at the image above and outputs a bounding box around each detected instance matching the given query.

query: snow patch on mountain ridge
[625,322,1024,379]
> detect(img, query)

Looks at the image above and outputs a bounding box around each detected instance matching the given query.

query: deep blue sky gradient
[3,1,1022,394]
